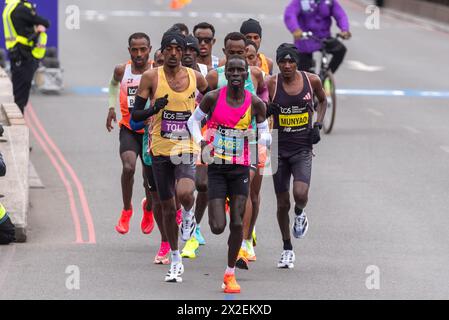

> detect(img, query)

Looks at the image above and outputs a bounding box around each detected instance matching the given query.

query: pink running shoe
[176,209,182,226]
[141,198,154,235]
[154,242,170,265]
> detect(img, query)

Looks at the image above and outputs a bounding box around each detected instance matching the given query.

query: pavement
[1,0,449,300]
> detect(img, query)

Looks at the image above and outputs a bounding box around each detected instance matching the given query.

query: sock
[295,206,303,216]
[171,250,181,263]
[283,239,293,251]
[225,266,235,275]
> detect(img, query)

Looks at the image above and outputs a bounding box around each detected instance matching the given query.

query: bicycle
[301,32,343,134]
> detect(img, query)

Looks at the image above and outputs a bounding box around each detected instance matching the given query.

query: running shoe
[277,250,295,269]
[236,248,249,270]
[141,198,154,235]
[245,240,256,262]
[195,224,206,245]
[221,274,241,294]
[181,212,196,242]
[293,211,309,239]
[181,237,199,259]
[225,197,230,215]
[165,261,184,283]
[176,209,182,226]
[154,242,171,265]
[115,208,133,234]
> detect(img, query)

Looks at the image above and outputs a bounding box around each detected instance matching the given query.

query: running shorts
[272,150,312,194]
[119,126,143,156]
[208,164,250,200]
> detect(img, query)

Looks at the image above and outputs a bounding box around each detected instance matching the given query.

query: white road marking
[440,146,449,154]
[366,108,384,117]
[346,60,384,72]
[81,10,283,22]
[402,126,420,134]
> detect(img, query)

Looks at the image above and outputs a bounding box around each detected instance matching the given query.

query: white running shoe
[181,212,196,242]
[293,211,309,239]
[165,261,184,283]
[277,250,295,269]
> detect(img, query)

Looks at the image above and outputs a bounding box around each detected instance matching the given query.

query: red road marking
[26,104,96,244]
[26,113,84,243]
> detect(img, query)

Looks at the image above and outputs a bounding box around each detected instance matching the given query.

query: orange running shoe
[170,0,191,9]
[222,273,241,294]
[176,208,182,226]
[236,248,249,270]
[115,208,133,234]
[141,198,154,234]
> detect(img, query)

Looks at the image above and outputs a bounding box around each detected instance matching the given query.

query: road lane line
[366,108,384,117]
[27,105,96,244]
[26,113,84,244]
[440,146,449,154]
[402,125,420,134]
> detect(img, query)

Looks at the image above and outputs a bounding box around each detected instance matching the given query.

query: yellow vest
[0,203,7,222]
[2,0,47,59]
[150,66,199,157]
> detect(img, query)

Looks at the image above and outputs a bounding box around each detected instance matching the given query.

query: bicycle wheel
[322,71,336,134]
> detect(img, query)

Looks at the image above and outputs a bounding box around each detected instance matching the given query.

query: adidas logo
[171,39,178,44]
[188,92,195,99]
[285,54,292,60]
[303,92,312,100]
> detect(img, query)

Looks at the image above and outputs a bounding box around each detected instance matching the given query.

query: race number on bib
[161,110,191,140]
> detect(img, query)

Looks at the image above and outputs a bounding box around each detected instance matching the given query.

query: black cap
[240,18,262,37]
[185,34,200,55]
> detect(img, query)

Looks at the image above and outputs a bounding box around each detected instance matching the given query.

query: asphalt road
[1,0,449,300]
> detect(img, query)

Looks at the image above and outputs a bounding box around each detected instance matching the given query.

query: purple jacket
[284,0,350,53]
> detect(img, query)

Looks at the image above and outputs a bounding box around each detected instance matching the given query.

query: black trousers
[297,38,347,74]
[10,58,38,113]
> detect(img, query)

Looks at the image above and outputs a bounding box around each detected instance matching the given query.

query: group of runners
[105,19,327,294]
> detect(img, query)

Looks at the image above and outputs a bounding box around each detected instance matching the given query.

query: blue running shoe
[194,224,206,245]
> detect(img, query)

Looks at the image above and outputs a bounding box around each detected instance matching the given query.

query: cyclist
[284,0,351,73]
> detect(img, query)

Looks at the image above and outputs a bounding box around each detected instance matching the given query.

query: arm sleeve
[15,5,50,28]
[0,153,6,177]
[284,0,302,33]
[187,107,207,145]
[108,79,119,110]
[131,96,159,122]
[257,120,272,146]
[332,0,350,32]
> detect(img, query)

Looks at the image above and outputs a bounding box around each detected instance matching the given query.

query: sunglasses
[196,37,214,44]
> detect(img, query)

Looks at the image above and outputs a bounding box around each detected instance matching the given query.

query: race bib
[161,110,191,140]
[212,126,248,163]
[127,86,138,111]
[277,105,310,133]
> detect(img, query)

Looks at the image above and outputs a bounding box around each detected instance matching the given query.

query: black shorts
[119,126,143,156]
[151,154,196,201]
[272,150,312,194]
[208,164,250,200]
[144,165,158,192]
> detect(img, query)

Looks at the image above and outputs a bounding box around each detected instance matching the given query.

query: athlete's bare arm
[267,57,274,75]
[205,69,219,90]
[136,68,159,100]
[265,74,277,102]
[194,69,209,93]
[198,90,220,114]
[251,66,269,102]
[251,95,267,124]
[306,72,327,124]
[106,64,126,132]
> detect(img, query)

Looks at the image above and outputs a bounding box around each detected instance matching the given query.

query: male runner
[132,31,208,283]
[106,32,154,236]
[240,18,273,75]
[153,49,164,67]
[266,43,327,268]
[188,55,270,293]
[206,32,267,269]
[193,22,220,69]
[180,35,210,259]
